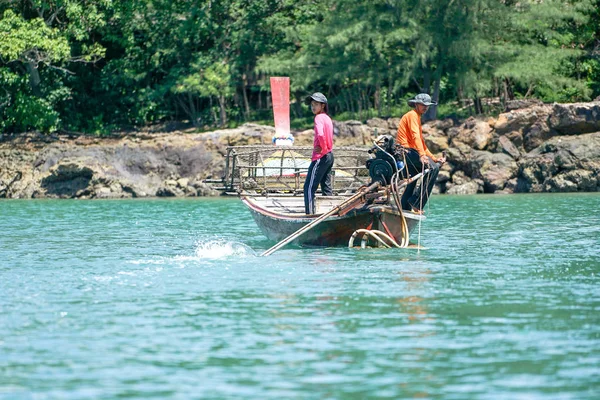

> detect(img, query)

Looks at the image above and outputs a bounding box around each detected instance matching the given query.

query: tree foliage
[0,0,598,134]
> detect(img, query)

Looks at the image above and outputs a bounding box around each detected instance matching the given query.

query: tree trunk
[503,78,515,101]
[242,73,250,120]
[473,97,483,114]
[209,96,218,125]
[424,68,441,122]
[374,85,381,116]
[387,67,393,115]
[357,85,363,121]
[187,93,199,127]
[218,95,227,127]
[176,94,198,126]
[422,69,431,95]
[293,93,303,118]
[26,62,42,97]
[258,88,262,110]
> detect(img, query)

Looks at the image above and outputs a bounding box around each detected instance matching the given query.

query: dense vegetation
[1,0,599,134]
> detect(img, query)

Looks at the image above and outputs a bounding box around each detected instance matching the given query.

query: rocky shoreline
[1,100,599,199]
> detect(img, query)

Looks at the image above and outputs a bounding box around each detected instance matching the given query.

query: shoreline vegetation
[1,1,599,135]
[1,100,599,199]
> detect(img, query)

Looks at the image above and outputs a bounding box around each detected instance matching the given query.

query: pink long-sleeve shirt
[311,113,334,161]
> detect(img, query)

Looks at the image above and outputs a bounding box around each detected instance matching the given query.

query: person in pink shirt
[304,92,334,215]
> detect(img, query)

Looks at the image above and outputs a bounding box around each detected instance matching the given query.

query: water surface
[1,194,599,399]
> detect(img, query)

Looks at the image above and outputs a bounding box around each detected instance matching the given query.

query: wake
[127,240,256,266]
[193,239,256,259]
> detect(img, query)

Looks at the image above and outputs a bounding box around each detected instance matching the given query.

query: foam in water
[194,240,256,259]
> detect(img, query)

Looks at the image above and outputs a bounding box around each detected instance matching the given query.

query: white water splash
[125,241,255,266]
[194,240,256,259]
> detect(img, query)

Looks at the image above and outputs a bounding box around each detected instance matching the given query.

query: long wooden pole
[261,168,431,256]
[261,181,381,257]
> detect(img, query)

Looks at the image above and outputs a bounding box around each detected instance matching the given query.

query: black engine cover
[367,159,393,185]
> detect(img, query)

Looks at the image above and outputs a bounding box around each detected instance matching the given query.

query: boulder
[517,154,558,193]
[422,123,449,153]
[494,105,552,136]
[505,99,543,111]
[41,163,94,198]
[437,170,451,184]
[429,118,456,131]
[334,120,363,138]
[517,132,600,192]
[474,151,518,193]
[548,102,600,135]
[505,130,524,148]
[450,170,470,186]
[334,121,379,145]
[366,118,389,130]
[498,135,521,160]
[523,120,553,152]
[451,117,494,150]
[446,180,481,195]
[545,170,597,192]
[387,118,401,130]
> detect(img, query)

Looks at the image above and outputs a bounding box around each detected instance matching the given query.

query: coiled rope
[348,229,402,248]
[348,169,412,249]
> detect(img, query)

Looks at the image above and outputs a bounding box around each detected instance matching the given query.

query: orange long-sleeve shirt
[396,109,436,161]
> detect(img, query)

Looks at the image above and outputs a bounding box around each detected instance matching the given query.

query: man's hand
[437,154,447,165]
[420,155,430,166]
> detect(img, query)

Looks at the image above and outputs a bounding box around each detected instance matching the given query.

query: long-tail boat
[212,136,427,250]
[206,77,428,251]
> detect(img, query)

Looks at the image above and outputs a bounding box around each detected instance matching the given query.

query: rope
[390,170,410,248]
[349,168,413,250]
[416,161,425,254]
[348,229,400,249]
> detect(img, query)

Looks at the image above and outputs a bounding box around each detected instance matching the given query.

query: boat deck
[242,193,424,221]
[249,195,346,215]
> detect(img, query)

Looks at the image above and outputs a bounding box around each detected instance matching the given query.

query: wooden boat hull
[241,196,423,247]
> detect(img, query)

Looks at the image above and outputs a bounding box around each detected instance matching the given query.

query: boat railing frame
[217,145,372,195]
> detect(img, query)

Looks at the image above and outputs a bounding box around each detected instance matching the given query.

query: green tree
[0,1,106,132]
[491,0,595,102]
[173,57,234,127]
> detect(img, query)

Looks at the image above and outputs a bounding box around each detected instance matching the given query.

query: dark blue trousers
[304,152,334,214]
[400,149,440,211]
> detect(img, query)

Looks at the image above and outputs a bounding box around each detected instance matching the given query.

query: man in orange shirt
[396,93,446,214]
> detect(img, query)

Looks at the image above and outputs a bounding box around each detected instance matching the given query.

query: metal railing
[217,145,372,194]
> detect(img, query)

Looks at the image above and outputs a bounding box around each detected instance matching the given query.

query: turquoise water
[1,194,599,399]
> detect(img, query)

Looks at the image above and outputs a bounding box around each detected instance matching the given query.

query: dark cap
[305,92,328,105]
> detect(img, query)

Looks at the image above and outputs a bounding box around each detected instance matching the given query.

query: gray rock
[437,170,451,183]
[505,99,543,111]
[387,118,401,130]
[451,117,493,150]
[523,121,553,152]
[475,151,518,193]
[494,105,551,136]
[366,118,389,129]
[447,181,480,195]
[549,102,600,135]
[498,135,521,159]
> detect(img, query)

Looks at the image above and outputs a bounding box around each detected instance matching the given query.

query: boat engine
[366,135,405,185]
